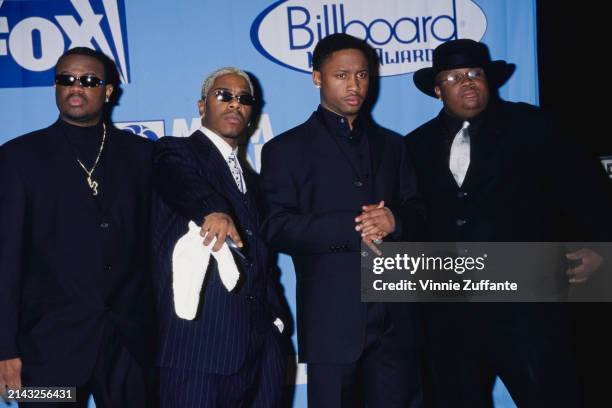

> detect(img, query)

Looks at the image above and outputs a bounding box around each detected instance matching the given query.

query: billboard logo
[0,0,130,88]
[251,0,487,76]
[115,120,165,141]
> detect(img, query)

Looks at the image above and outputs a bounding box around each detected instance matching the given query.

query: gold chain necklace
[76,123,106,196]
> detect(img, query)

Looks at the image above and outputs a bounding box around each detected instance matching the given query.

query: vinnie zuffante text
[371,253,518,292]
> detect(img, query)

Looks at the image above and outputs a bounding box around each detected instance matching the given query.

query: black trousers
[421,303,580,408]
[307,303,422,408]
[21,324,153,408]
[571,302,612,408]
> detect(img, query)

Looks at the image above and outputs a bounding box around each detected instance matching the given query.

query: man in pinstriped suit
[151,67,287,407]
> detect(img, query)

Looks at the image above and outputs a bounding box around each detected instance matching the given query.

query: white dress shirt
[200,126,247,193]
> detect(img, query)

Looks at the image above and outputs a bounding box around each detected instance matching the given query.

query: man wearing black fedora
[406,39,612,407]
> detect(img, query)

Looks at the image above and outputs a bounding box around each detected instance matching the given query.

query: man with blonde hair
[152,67,287,407]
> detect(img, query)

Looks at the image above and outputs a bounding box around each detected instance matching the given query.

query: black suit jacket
[407,100,612,322]
[260,111,423,364]
[151,131,285,375]
[407,100,612,243]
[0,120,155,384]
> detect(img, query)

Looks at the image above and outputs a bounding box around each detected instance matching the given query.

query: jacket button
[99,222,109,228]
[361,250,369,257]
[104,264,112,271]
[457,191,468,199]
[456,219,467,227]
[353,180,363,187]
[245,229,253,236]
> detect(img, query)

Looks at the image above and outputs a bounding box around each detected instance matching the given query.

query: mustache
[461,87,478,95]
[343,93,363,102]
[223,111,245,122]
[460,84,478,93]
[65,93,87,102]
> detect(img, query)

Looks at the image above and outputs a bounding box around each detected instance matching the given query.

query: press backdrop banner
[0,1,538,407]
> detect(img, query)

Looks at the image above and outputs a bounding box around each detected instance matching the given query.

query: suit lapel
[99,126,125,214]
[241,165,259,219]
[461,105,505,191]
[430,115,461,192]
[366,122,385,179]
[429,109,504,192]
[310,113,368,180]
[310,112,341,151]
[189,130,247,211]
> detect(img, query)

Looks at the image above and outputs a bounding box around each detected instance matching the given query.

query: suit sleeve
[265,265,290,326]
[540,116,612,241]
[153,138,232,224]
[0,146,25,360]
[260,140,361,255]
[387,141,426,241]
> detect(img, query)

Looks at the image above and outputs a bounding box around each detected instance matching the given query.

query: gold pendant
[87,176,99,196]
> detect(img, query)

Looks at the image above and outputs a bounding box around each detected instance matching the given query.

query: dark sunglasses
[55,74,106,88]
[208,89,255,106]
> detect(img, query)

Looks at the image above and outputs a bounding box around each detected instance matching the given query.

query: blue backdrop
[0,1,537,407]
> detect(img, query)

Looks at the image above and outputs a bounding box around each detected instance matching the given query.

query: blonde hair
[200,67,254,99]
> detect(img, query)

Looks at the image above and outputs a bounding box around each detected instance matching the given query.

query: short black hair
[312,33,373,71]
[55,47,111,80]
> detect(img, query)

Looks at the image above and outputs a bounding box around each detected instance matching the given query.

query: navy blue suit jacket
[0,120,155,384]
[152,131,285,375]
[260,112,424,364]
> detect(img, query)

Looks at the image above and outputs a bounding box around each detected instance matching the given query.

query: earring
[316,84,321,89]
[105,97,109,103]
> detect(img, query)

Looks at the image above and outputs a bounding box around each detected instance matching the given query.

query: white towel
[172,221,240,320]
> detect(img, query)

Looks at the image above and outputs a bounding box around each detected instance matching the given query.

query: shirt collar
[442,105,487,137]
[316,105,367,139]
[200,125,238,161]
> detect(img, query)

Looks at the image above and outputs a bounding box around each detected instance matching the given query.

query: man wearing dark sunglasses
[0,47,156,407]
[151,67,287,407]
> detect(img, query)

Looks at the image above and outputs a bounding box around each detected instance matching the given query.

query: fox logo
[0,0,130,88]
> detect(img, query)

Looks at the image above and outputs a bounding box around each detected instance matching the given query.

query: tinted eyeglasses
[437,68,485,85]
[208,89,255,106]
[55,74,106,88]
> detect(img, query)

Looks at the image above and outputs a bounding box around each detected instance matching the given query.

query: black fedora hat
[414,39,515,97]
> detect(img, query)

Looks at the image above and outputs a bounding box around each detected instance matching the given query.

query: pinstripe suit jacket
[151,131,284,375]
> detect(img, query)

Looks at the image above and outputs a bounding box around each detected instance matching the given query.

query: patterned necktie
[227,151,245,193]
[449,121,470,187]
